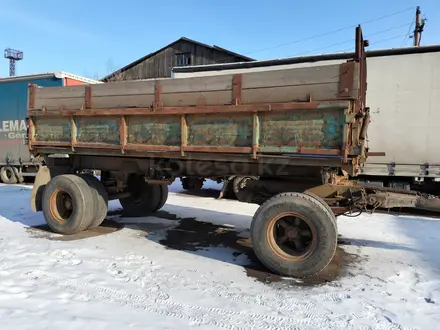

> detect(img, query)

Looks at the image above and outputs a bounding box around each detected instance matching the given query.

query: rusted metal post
[120,115,127,154]
[70,117,77,151]
[252,113,259,159]
[232,74,242,105]
[84,85,92,109]
[28,117,36,150]
[181,114,187,156]
[154,80,163,109]
[28,84,36,110]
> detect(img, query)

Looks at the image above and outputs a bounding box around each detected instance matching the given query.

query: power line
[401,18,416,47]
[243,6,415,56]
[334,33,411,53]
[290,22,412,57]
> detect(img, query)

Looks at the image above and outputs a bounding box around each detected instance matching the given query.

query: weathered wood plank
[162,90,232,107]
[29,100,350,117]
[92,95,156,109]
[242,64,341,89]
[35,85,86,99]
[242,83,341,103]
[160,75,233,93]
[91,80,155,96]
[34,97,85,111]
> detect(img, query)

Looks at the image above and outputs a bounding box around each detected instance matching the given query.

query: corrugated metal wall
[0,77,63,165]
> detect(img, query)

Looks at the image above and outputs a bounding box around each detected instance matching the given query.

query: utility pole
[413,6,426,47]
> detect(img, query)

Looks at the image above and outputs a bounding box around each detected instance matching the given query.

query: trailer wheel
[304,191,337,229]
[119,175,161,217]
[80,173,108,229]
[42,174,95,235]
[251,192,337,278]
[154,184,169,212]
[0,166,18,184]
[12,167,24,183]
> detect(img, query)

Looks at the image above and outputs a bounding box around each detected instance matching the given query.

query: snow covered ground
[1,179,440,330]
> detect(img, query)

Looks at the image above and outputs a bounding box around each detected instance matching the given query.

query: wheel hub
[49,189,74,224]
[64,197,73,210]
[285,228,299,239]
[266,212,317,261]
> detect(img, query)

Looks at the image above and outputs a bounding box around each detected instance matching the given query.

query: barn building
[101,37,254,82]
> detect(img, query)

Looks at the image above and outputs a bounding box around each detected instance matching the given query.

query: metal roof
[172,44,440,73]
[101,37,255,82]
[0,71,102,84]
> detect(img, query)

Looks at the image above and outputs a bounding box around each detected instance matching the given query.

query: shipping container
[0,72,100,183]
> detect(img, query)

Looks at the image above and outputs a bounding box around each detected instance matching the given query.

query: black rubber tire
[12,167,24,184]
[80,173,108,229]
[154,184,169,212]
[221,180,237,200]
[0,166,17,184]
[42,174,95,235]
[181,177,204,191]
[251,192,337,278]
[119,175,161,217]
[304,191,337,229]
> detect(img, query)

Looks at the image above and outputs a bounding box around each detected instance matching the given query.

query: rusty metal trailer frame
[25,26,440,279]
[26,26,369,180]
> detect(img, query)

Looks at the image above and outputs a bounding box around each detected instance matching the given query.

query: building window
[175,52,191,66]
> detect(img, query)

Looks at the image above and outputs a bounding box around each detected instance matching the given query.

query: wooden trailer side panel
[31,63,360,111]
[27,60,366,175]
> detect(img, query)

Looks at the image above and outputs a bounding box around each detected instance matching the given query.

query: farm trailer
[173,43,440,197]
[25,26,440,278]
[0,72,101,184]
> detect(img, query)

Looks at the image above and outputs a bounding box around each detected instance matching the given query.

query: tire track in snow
[25,270,313,330]
[86,253,330,323]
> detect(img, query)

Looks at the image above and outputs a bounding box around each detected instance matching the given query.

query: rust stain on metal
[84,85,92,109]
[252,113,259,159]
[74,143,120,150]
[367,151,386,157]
[181,114,187,157]
[28,117,36,146]
[28,84,36,110]
[154,80,163,109]
[29,100,351,117]
[124,144,180,152]
[196,96,206,107]
[232,74,243,105]
[298,148,342,156]
[185,146,252,153]
[338,62,355,98]
[70,117,77,151]
[32,141,72,147]
[120,115,127,154]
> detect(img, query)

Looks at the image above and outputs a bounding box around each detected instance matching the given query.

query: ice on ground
[0,182,440,329]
